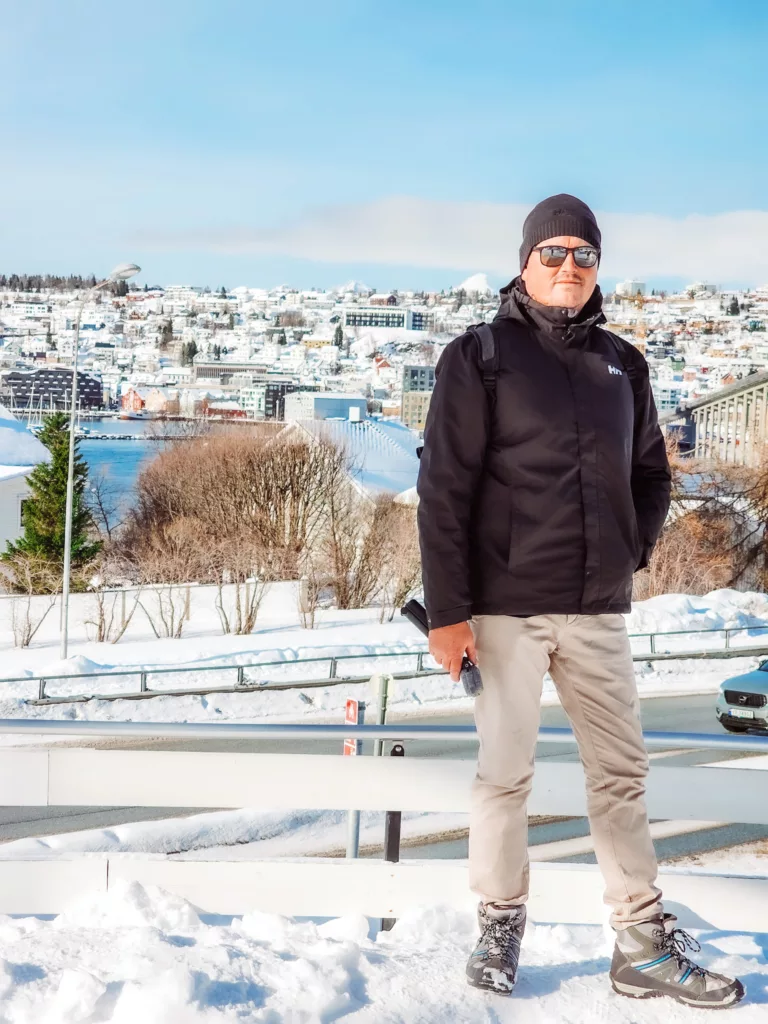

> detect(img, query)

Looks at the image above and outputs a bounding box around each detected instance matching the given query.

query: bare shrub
[85,582,143,644]
[633,513,734,601]
[136,521,206,639]
[377,502,422,621]
[318,490,402,611]
[2,555,61,648]
[212,539,283,635]
[635,440,768,599]
[121,432,350,583]
[297,551,330,629]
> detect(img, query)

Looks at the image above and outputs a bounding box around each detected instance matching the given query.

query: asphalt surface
[2,691,766,863]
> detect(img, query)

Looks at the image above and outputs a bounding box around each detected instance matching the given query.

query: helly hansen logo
[608,364,623,376]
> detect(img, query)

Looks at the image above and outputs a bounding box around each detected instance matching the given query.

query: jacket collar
[494,276,606,339]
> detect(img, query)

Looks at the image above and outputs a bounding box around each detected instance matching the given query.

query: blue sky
[2,0,767,290]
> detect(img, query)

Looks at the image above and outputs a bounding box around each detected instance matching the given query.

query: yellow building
[401,390,433,431]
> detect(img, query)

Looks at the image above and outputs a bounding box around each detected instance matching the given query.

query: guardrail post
[346,700,366,859]
[38,677,46,701]
[329,658,338,680]
[139,671,148,693]
[725,629,731,649]
[236,666,245,686]
[416,652,423,673]
[381,743,405,931]
[184,586,191,622]
[649,633,656,655]
[373,675,391,758]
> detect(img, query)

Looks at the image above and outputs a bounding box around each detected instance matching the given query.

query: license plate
[730,708,755,719]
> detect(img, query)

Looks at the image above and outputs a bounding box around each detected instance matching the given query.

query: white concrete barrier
[1,747,767,926]
[3,748,768,823]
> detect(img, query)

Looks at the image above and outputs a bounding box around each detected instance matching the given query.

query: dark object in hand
[400,599,483,696]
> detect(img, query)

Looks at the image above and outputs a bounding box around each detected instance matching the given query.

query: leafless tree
[87,469,123,540]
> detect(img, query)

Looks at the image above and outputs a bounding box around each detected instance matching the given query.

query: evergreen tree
[228,312,235,330]
[277,329,287,346]
[334,324,344,348]
[220,286,227,298]
[3,412,100,581]
[729,296,740,316]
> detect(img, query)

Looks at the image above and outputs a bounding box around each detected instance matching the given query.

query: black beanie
[519,194,601,271]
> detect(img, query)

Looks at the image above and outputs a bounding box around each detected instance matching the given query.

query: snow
[2,587,768,727]
[0,881,765,1021]
[0,404,50,467]
[0,806,469,861]
[455,272,493,296]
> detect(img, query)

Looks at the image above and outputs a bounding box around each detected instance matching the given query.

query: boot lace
[483,914,521,968]
[653,924,707,979]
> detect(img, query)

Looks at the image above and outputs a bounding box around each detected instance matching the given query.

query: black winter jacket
[417,279,671,629]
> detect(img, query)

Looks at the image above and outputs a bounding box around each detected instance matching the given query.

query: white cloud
[141,196,768,284]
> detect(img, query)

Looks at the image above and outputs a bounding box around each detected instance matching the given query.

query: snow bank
[1,881,765,1021]
[626,589,768,636]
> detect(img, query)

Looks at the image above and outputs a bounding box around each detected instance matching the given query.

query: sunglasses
[532,245,600,269]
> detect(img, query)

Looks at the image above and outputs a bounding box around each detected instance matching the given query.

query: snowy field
[0,881,766,1022]
[2,587,768,727]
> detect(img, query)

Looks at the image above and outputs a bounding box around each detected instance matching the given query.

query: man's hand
[429,622,478,683]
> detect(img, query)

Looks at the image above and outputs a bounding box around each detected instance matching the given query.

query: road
[2,692,766,864]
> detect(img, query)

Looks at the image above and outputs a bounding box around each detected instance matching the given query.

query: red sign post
[343,698,361,756]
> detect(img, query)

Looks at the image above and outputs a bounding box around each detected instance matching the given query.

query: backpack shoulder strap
[467,322,499,401]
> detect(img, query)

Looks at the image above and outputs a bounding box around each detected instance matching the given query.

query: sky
[1,0,767,292]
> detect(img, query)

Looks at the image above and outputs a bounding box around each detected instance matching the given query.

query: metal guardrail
[9,634,768,705]
[4,718,768,753]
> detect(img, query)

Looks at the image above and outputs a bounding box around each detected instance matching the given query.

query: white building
[0,406,50,553]
[615,280,647,298]
[284,392,367,422]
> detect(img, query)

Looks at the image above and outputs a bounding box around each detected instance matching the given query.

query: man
[416,194,744,1009]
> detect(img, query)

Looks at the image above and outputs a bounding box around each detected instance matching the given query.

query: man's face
[521,235,598,311]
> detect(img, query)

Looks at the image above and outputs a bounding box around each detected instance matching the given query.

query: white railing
[2,719,768,930]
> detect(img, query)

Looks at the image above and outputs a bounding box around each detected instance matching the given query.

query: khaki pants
[469,613,662,929]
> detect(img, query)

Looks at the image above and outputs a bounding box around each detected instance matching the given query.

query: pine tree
[729,296,740,316]
[3,412,100,582]
[334,324,344,348]
[220,286,227,298]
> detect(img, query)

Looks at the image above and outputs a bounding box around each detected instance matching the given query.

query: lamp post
[60,263,141,660]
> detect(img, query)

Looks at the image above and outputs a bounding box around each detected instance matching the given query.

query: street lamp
[60,262,141,659]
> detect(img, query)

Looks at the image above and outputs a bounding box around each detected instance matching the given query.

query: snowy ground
[3,590,768,1019]
[0,881,766,1022]
[2,588,768,727]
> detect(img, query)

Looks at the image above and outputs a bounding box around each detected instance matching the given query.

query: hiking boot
[466,902,526,995]
[610,913,745,1009]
